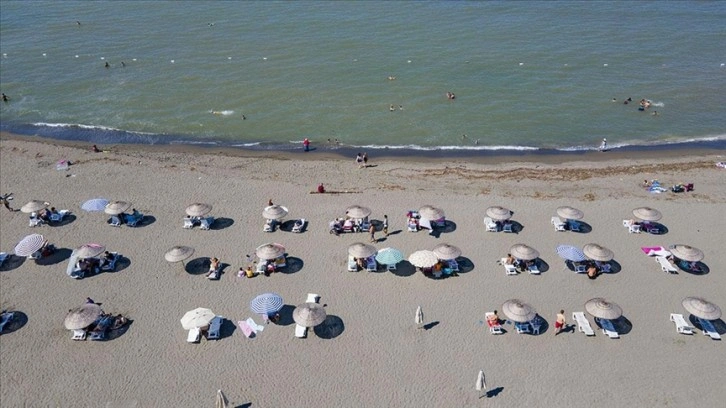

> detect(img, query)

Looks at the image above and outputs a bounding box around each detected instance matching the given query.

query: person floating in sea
[389,104,395,112]
[446,92,455,100]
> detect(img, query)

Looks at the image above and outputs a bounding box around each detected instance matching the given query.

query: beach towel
[237,321,255,338]
[246,317,265,333]
[641,246,669,256]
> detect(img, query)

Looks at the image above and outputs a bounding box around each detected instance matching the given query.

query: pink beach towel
[237,321,255,338]
[641,246,670,257]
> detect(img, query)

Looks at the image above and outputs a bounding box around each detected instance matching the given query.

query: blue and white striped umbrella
[15,234,45,257]
[556,245,586,262]
[250,293,284,315]
[375,247,404,265]
[81,198,109,212]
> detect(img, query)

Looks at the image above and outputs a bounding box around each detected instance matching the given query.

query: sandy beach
[1,135,725,407]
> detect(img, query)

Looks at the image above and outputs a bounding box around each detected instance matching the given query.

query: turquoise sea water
[1,1,725,153]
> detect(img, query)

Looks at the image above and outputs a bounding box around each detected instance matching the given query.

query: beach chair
[89,330,106,341]
[501,258,518,275]
[387,263,397,271]
[306,293,320,303]
[295,324,307,338]
[366,258,377,272]
[187,327,201,343]
[126,214,143,227]
[572,312,595,336]
[359,220,371,232]
[551,216,566,231]
[347,256,358,272]
[596,261,611,273]
[656,256,677,274]
[669,314,694,335]
[515,321,531,334]
[207,264,221,280]
[484,217,498,232]
[0,252,8,267]
[29,216,44,227]
[292,219,306,233]
[528,261,541,275]
[49,210,70,223]
[448,259,460,272]
[200,217,213,230]
[0,311,15,333]
[207,316,223,340]
[502,222,514,233]
[72,330,87,341]
[629,223,641,234]
[697,318,721,340]
[183,217,194,229]
[256,262,266,275]
[342,221,355,233]
[573,263,587,273]
[264,219,274,232]
[530,317,542,335]
[109,216,122,227]
[407,222,418,232]
[568,220,581,232]
[596,318,619,339]
[432,269,442,279]
[485,313,503,334]
[100,252,119,272]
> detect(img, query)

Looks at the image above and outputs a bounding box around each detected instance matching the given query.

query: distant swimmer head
[104,61,109,68]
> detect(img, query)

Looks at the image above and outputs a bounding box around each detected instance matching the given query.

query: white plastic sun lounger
[72,330,87,341]
[484,217,498,232]
[551,216,566,231]
[697,318,721,340]
[572,312,595,336]
[669,313,694,335]
[306,293,320,304]
[656,256,678,274]
[596,318,619,339]
[183,217,194,229]
[295,324,307,338]
[501,258,518,275]
[187,327,201,343]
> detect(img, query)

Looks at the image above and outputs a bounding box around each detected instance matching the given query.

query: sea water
[1,1,724,153]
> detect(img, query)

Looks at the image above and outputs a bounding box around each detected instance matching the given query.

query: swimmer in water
[104,62,110,68]
[1,93,8,102]
[389,104,395,111]
[121,61,125,67]
[388,76,396,80]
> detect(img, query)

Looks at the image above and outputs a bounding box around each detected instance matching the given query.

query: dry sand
[1,136,725,407]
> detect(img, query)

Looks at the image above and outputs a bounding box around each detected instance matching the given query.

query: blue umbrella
[556,245,586,262]
[250,293,284,315]
[81,198,109,212]
[375,247,404,265]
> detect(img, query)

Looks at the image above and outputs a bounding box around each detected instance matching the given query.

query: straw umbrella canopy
[682,297,721,320]
[81,198,109,212]
[104,200,132,215]
[375,248,404,265]
[255,243,286,260]
[583,243,614,262]
[585,298,623,320]
[262,205,288,220]
[345,205,371,219]
[64,303,102,330]
[180,307,215,330]
[348,242,377,259]
[509,244,539,261]
[486,206,511,221]
[164,246,195,263]
[556,245,586,262]
[14,234,46,257]
[432,243,461,260]
[557,206,584,220]
[408,250,439,268]
[419,205,445,221]
[632,207,662,222]
[20,200,49,213]
[186,203,212,217]
[75,243,106,259]
[502,299,537,323]
[293,303,327,327]
[669,245,704,262]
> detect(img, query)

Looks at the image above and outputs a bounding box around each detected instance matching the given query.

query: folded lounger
[306,293,320,304]
[669,313,694,335]
[187,327,201,343]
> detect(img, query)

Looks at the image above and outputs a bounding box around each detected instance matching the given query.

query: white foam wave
[210,110,234,116]
[31,122,156,135]
[230,142,261,147]
[336,143,540,152]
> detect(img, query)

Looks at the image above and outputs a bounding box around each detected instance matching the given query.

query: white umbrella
[255,243,286,260]
[669,245,704,262]
[345,205,371,219]
[104,201,132,215]
[262,205,288,220]
[75,243,105,259]
[164,246,194,263]
[509,244,539,261]
[186,203,212,217]
[348,242,377,259]
[583,243,614,262]
[419,205,445,220]
[14,234,45,257]
[20,200,49,213]
[180,307,215,330]
[432,243,461,260]
[81,198,109,212]
[293,303,327,327]
[476,370,487,392]
[486,206,511,221]
[502,299,537,323]
[682,297,721,320]
[556,206,584,220]
[585,298,623,320]
[632,207,662,222]
[408,250,439,268]
[415,306,424,327]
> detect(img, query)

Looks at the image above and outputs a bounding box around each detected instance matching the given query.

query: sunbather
[487,311,500,326]
[587,264,599,279]
[206,257,221,278]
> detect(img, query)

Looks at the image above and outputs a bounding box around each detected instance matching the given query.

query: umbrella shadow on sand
[534,259,550,274]
[0,311,28,335]
[598,316,633,335]
[49,214,77,227]
[313,314,345,339]
[429,221,457,238]
[0,255,26,272]
[210,217,235,230]
[605,260,623,274]
[689,315,725,334]
[104,320,134,341]
[679,261,709,276]
[35,248,72,266]
[275,304,297,326]
[132,215,156,228]
[389,261,416,277]
[279,257,303,274]
[184,257,211,275]
[110,256,132,273]
[217,318,237,339]
[571,221,592,233]
[454,257,475,275]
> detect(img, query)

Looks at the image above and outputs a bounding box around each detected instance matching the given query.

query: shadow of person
[184,257,210,275]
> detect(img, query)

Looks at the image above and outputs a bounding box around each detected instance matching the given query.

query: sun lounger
[246,317,264,333]
[49,209,70,223]
[502,222,514,233]
[528,261,540,275]
[573,263,587,273]
[347,255,358,272]
[501,258,518,275]
[100,252,120,271]
[359,221,371,232]
[207,316,222,340]
[306,293,320,303]
[448,259,459,272]
[407,222,418,232]
[187,327,201,343]
[108,216,122,227]
[551,216,566,231]
[572,312,595,336]
[485,312,504,334]
[126,214,143,227]
[0,252,8,267]
[697,318,721,340]
[669,313,694,335]
[256,262,266,275]
[200,217,213,230]
[264,219,274,232]
[629,223,641,233]
[387,263,397,271]
[568,220,581,232]
[292,219,306,233]
[183,217,194,229]
[484,217,498,232]
[596,261,611,273]
[89,330,106,341]
[596,318,619,339]
[514,321,531,334]
[0,311,15,333]
[366,257,377,272]
[295,324,307,338]
[29,216,44,227]
[656,256,678,274]
[207,265,221,280]
[72,330,87,341]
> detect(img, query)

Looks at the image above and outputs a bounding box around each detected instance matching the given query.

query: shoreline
[2,131,725,166]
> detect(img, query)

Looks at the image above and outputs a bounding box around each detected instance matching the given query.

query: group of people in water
[613,97,659,115]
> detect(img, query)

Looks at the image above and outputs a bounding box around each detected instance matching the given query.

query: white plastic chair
[669,313,694,335]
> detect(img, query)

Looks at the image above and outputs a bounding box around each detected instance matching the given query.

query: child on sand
[555,310,566,335]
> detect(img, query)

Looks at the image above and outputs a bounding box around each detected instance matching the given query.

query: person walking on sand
[369,224,376,243]
[267,199,273,206]
[554,310,566,335]
[383,215,389,237]
[363,152,368,167]
[303,138,310,152]
[356,153,364,168]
